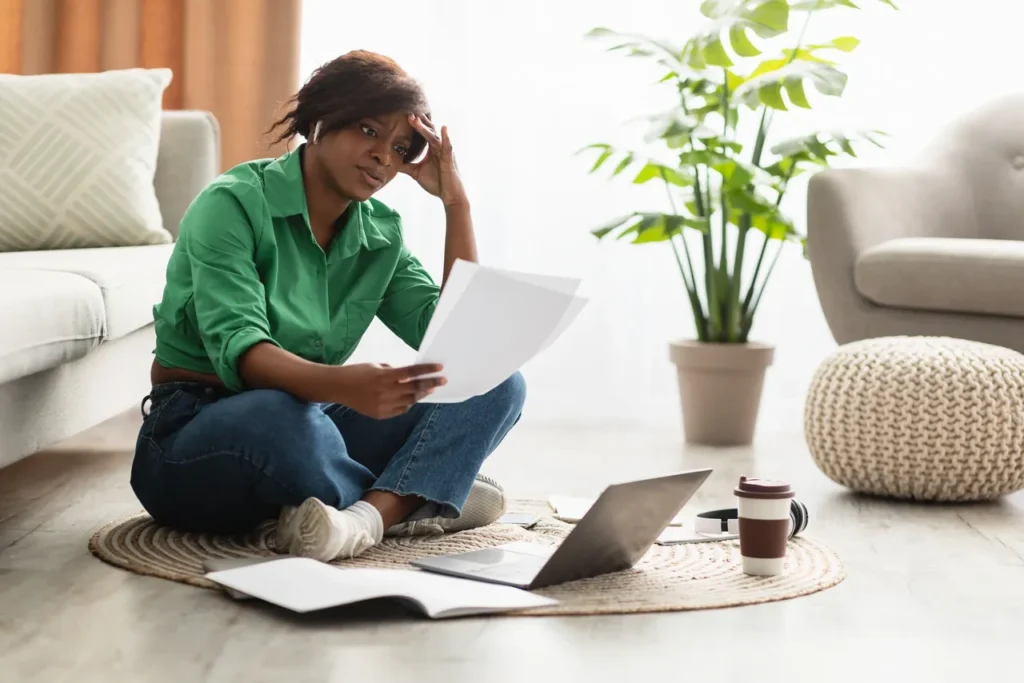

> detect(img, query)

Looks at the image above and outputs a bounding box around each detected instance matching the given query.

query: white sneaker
[385,474,508,537]
[275,498,383,562]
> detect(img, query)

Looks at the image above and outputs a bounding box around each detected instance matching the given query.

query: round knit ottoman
[804,336,1024,502]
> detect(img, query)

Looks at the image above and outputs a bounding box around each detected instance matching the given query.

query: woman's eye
[360,125,377,137]
[394,145,408,157]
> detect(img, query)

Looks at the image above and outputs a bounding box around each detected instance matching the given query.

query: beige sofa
[807,94,1024,354]
[0,111,218,469]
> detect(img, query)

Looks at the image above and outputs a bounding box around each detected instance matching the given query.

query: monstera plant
[582,0,896,445]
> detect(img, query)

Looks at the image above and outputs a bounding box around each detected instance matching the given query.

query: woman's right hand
[333,363,446,419]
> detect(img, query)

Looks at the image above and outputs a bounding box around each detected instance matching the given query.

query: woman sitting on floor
[131,50,525,563]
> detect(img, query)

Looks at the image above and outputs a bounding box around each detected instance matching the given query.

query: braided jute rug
[89,499,845,616]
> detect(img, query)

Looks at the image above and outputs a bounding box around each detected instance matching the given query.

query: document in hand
[415,259,587,403]
[205,557,556,619]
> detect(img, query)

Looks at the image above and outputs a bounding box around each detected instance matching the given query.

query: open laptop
[411,468,712,590]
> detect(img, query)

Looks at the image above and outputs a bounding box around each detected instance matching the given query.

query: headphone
[694,499,809,540]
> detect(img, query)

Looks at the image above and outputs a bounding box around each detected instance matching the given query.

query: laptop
[411,468,712,590]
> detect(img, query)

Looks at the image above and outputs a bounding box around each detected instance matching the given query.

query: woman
[131,50,526,563]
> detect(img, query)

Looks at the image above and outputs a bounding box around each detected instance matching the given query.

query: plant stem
[742,239,786,338]
[659,169,706,336]
[700,162,718,339]
[670,236,708,341]
[739,11,814,330]
[742,155,798,315]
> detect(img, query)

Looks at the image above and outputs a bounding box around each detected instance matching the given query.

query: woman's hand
[334,362,446,419]
[401,115,468,208]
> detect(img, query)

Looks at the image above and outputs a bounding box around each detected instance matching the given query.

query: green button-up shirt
[153,145,440,391]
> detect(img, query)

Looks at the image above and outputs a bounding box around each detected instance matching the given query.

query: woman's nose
[371,145,392,167]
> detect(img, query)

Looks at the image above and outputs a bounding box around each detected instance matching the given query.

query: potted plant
[581,0,895,445]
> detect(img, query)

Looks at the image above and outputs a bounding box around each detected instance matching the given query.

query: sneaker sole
[383,473,508,537]
[449,473,507,532]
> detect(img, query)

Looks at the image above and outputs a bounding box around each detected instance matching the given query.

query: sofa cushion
[0,68,173,251]
[855,237,1024,318]
[0,270,103,384]
[0,244,173,341]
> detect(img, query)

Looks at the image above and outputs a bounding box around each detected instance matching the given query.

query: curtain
[1,0,302,171]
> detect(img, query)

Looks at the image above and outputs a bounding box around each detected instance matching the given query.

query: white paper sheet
[206,557,555,618]
[415,260,586,403]
[549,495,688,527]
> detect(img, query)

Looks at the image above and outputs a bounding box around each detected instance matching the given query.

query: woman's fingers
[409,113,442,145]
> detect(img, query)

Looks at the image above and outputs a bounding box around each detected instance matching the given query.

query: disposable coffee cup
[735,476,795,577]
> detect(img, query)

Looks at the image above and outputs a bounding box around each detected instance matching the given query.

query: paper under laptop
[205,557,556,619]
[415,260,588,403]
[548,496,737,545]
[549,495,688,526]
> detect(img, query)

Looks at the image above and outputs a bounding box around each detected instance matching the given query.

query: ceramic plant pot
[669,340,775,446]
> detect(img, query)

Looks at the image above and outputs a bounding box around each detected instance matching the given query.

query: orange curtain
[0,0,302,171]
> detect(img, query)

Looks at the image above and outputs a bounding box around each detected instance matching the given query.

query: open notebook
[205,557,556,619]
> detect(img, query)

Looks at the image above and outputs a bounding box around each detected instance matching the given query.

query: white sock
[337,501,385,548]
[277,498,384,562]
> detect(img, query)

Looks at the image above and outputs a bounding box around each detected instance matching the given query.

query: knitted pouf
[804,336,1024,502]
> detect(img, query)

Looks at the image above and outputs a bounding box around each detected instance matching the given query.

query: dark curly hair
[269,50,430,163]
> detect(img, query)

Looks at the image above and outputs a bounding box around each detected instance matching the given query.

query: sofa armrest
[154,111,220,240]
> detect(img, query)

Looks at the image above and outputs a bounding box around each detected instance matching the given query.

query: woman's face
[314,111,416,202]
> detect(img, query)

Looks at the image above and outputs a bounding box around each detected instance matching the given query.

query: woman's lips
[358,167,384,189]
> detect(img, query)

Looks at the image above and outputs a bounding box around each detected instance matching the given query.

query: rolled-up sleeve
[376,243,440,350]
[184,187,279,390]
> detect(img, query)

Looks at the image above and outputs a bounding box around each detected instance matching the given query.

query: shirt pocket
[345,299,381,348]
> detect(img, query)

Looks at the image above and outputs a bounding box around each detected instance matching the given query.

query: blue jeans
[130,372,526,534]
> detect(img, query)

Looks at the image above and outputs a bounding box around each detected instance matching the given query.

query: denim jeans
[130,372,526,534]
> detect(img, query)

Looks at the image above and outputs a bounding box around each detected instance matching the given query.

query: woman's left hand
[401,115,469,208]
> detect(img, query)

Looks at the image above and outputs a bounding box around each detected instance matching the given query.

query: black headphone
[694,499,809,539]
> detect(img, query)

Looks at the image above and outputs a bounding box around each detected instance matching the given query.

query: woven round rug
[89,500,845,616]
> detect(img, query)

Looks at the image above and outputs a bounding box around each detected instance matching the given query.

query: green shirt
[153,145,440,392]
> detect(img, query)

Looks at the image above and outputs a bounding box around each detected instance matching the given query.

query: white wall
[300,0,1019,430]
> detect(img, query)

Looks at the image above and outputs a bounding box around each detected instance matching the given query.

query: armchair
[807,94,1024,354]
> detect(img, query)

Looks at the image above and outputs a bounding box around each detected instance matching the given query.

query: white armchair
[807,94,1024,353]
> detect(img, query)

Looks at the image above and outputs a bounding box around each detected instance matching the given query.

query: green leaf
[633,162,693,187]
[750,210,796,240]
[784,80,811,108]
[725,70,746,92]
[734,62,847,110]
[585,28,685,68]
[645,111,718,145]
[612,153,635,176]
[760,81,788,110]
[590,147,614,172]
[746,37,858,81]
[594,212,710,244]
[791,0,859,9]
[769,128,887,161]
[633,213,710,243]
[728,25,760,57]
[793,0,898,9]
[591,214,633,239]
[704,37,734,67]
[825,36,860,52]
[684,0,790,67]
[726,187,777,215]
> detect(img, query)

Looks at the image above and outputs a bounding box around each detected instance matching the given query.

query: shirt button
[312,339,323,349]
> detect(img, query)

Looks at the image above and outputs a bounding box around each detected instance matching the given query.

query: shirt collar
[264,144,392,257]
[334,204,392,260]
[263,145,308,220]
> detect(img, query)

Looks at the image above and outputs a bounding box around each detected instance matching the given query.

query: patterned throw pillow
[0,68,173,251]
